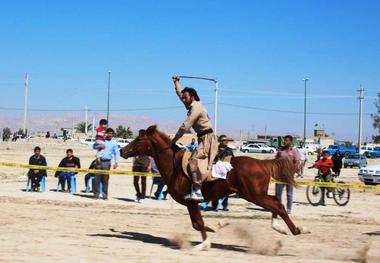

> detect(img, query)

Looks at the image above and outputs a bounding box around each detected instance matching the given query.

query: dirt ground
[0,139,379,263]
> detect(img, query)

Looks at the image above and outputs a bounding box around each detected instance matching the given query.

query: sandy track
[0,140,380,262]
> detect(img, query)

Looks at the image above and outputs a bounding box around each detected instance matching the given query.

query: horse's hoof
[271,219,288,235]
[192,239,211,251]
[298,226,311,234]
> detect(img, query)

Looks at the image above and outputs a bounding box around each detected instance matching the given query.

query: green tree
[115,125,133,139]
[75,122,92,133]
[371,93,380,143]
[2,127,12,141]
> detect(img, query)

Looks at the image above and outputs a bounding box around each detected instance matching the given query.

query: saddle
[181,151,231,182]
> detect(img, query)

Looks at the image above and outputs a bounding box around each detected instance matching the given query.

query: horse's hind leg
[186,203,211,251]
[251,194,301,235]
[237,176,301,235]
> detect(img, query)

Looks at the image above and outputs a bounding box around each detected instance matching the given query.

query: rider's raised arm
[172,102,201,143]
[172,76,182,100]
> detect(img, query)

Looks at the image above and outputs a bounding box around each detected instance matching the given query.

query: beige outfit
[174,86,218,188]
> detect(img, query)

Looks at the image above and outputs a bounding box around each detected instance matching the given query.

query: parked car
[115,138,130,148]
[325,144,357,157]
[257,143,277,153]
[343,154,367,168]
[359,145,375,156]
[305,145,317,155]
[358,165,380,185]
[80,138,96,146]
[366,147,380,158]
[240,144,269,153]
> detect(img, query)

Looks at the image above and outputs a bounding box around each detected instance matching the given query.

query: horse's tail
[266,158,297,187]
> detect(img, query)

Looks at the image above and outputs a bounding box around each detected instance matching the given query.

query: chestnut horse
[121,125,309,250]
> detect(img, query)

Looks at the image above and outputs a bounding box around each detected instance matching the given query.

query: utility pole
[91,116,95,138]
[358,85,364,148]
[85,105,88,135]
[214,80,219,135]
[106,71,111,125]
[23,73,29,135]
[302,78,309,142]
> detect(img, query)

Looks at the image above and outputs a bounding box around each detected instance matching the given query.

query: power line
[0,103,213,112]
[219,102,372,116]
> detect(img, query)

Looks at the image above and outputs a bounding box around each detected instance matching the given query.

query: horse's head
[120,125,169,159]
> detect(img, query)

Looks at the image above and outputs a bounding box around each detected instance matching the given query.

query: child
[93,119,108,163]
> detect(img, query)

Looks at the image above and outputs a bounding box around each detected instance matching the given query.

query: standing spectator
[27,146,47,192]
[133,129,150,203]
[212,135,234,211]
[332,151,343,176]
[296,141,308,178]
[54,149,81,192]
[94,119,108,165]
[150,157,166,199]
[274,135,300,215]
[186,138,198,152]
[93,128,120,200]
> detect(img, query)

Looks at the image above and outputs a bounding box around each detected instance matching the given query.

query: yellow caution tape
[0,161,379,191]
[0,162,159,177]
[271,178,380,191]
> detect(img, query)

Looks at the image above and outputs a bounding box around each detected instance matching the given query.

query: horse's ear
[146,125,157,136]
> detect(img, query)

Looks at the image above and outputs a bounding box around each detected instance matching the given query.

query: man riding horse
[171,76,218,202]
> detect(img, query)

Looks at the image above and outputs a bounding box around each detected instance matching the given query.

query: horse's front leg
[186,203,211,251]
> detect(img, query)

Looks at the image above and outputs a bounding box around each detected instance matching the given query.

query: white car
[358,165,380,185]
[257,144,277,154]
[80,138,96,146]
[115,138,130,148]
[240,144,270,153]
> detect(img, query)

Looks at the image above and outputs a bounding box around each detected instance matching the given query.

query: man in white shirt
[297,141,308,178]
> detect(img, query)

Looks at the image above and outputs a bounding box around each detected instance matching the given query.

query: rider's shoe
[185,191,204,202]
[327,192,333,198]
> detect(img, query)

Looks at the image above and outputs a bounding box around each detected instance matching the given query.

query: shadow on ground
[88,228,249,253]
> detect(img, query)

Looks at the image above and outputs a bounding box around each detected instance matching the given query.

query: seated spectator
[27,146,47,192]
[84,160,97,192]
[54,149,81,192]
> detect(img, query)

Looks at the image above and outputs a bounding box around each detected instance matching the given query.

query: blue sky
[0,0,379,141]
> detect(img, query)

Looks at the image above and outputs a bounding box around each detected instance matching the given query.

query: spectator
[27,146,47,192]
[296,141,308,178]
[133,129,150,203]
[149,157,166,199]
[93,128,120,200]
[84,160,97,191]
[312,150,334,205]
[212,134,234,211]
[45,131,50,138]
[274,135,300,215]
[332,151,343,176]
[186,138,198,152]
[54,149,81,192]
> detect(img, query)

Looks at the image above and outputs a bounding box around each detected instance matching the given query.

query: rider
[311,150,334,204]
[171,76,218,202]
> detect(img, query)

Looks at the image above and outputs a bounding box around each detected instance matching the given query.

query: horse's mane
[146,125,172,145]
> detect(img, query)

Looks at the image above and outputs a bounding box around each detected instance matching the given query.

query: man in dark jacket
[54,149,81,192]
[133,129,150,203]
[332,151,343,176]
[28,146,47,192]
